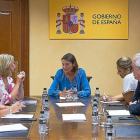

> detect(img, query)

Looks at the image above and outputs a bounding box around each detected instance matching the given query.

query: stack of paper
[59,96,79,100]
[62,114,86,122]
[1,114,34,118]
[106,110,130,116]
[100,101,120,104]
[56,102,85,107]
[14,100,37,105]
[0,124,28,132]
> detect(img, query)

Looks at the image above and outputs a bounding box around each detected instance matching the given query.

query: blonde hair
[116,56,132,70]
[0,54,14,76]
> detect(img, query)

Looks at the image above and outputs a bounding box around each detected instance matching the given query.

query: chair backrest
[50,76,92,83]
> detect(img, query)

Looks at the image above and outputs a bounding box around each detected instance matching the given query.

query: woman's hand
[16,72,25,85]
[129,100,137,106]
[60,88,73,97]
[20,71,26,82]
[16,101,26,107]
[10,101,26,113]
[66,88,73,96]
[102,95,112,102]
[60,87,66,97]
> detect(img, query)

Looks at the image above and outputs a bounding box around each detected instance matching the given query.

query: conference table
[0,96,140,140]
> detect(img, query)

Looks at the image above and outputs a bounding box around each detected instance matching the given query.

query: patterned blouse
[0,75,15,105]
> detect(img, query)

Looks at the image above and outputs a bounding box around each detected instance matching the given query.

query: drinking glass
[65,91,73,101]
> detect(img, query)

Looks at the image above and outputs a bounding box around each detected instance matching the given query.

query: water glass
[65,92,73,101]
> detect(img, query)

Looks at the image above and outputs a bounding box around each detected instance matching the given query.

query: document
[106,110,130,116]
[0,124,28,132]
[60,96,65,99]
[56,102,85,107]
[62,114,86,122]
[23,100,37,104]
[100,100,120,104]
[59,96,79,100]
[1,114,34,118]
[14,100,37,104]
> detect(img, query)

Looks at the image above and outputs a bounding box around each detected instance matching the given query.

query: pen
[108,104,123,107]
[103,92,106,100]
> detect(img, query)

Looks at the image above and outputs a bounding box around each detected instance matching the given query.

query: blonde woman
[103,56,138,104]
[0,54,26,105]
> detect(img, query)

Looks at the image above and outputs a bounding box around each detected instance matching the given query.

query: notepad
[14,100,37,104]
[106,110,130,116]
[56,102,85,107]
[59,96,79,100]
[0,124,28,132]
[62,114,86,122]
[60,96,65,99]
[100,101,120,104]
[1,114,34,118]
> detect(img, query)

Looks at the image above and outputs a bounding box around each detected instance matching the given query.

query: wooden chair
[50,76,92,83]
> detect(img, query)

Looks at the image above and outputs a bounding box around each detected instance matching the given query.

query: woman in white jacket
[103,56,138,105]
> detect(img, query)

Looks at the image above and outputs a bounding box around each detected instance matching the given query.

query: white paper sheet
[14,100,37,104]
[56,102,85,107]
[59,96,79,100]
[23,100,37,104]
[1,114,34,118]
[106,110,130,116]
[62,114,86,122]
[60,96,65,99]
[100,100,120,104]
[0,124,28,132]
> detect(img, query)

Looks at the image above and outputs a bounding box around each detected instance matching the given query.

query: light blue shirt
[48,68,91,97]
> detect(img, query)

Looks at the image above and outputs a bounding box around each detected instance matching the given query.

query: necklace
[2,77,10,94]
[65,71,77,80]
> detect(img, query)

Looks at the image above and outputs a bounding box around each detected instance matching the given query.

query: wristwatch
[9,107,12,114]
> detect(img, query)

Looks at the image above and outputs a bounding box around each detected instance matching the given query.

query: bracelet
[9,107,12,114]
[19,84,24,88]
[5,105,8,109]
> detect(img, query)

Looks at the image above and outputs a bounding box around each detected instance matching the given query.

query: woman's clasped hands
[10,101,26,113]
[60,87,73,97]
[16,71,26,86]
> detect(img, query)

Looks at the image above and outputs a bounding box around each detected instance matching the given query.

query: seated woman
[103,56,138,105]
[0,54,26,105]
[0,101,25,117]
[48,53,91,97]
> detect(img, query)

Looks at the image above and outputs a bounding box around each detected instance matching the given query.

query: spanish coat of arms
[56,4,85,34]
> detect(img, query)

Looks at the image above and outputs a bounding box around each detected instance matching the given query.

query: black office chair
[50,76,92,83]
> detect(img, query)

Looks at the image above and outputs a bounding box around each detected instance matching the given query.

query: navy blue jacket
[129,81,140,115]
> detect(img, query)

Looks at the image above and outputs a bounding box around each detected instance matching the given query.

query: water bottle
[73,86,78,100]
[106,132,114,140]
[43,99,50,119]
[106,116,113,127]
[92,104,98,125]
[94,87,100,103]
[42,88,48,104]
[39,111,46,134]
[92,124,98,139]
[106,116,114,139]
[92,98,98,107]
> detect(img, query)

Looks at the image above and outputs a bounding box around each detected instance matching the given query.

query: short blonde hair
[116,56,132,70]
[0,54,14,76]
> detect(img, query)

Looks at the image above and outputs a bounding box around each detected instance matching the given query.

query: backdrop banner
[49,0,128,39]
